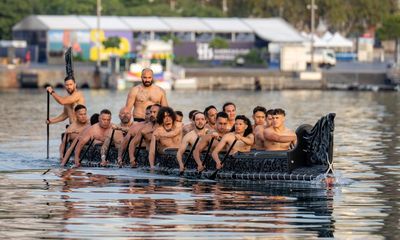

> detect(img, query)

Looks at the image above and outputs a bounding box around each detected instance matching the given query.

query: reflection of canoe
[79,113,335,182]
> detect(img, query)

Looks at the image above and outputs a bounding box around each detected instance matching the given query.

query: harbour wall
[0,65,389,90]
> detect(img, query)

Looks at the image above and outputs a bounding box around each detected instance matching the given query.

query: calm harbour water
[0,89,399,239]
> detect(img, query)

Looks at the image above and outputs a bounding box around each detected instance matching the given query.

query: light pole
[307,0,317,71]
[96,0,102,71]
[94,0,102,88]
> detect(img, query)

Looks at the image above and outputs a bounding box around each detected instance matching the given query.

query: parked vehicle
[386,62,400,85]
[306,49,336,68]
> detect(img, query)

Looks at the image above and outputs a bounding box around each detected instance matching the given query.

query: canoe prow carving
[305,113,335,166]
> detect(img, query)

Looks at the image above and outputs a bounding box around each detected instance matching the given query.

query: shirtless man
[175,111,183,123]
[46,76,85,124]
[266,109,274,127]
[69,109,113,168]
[100,107,133,166]
[176,112,208,173]
[193,112,229,172]
[182,109,199,136]
[117,105,152,166]
[125,68,168,121]
[204,105,218,130]
[149,107,183,168]
[127,104,161,167]
[263,108,297,151]
[60,112,99,166]
[113,107,133,133]
[252,106,267,150]
[212,115,254,169]
[59,104,89,159]
[222,102,236,130]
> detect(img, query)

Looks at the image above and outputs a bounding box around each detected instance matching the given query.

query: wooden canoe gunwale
[76,113,335,181]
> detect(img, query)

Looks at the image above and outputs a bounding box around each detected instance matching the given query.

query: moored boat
[76,113,336,182]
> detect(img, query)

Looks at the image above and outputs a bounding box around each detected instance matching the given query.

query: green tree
[377,14,400,62]
[209,37,229,49]
[1,0,399,42]
[0,0,34,39]
[102,36,121,54]
[103,36,121,48]
[161,34,180,45]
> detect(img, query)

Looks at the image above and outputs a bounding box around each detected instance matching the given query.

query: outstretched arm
[212,136,229,169]
[160,89,168,106]
[118,132,132,160]
[125,87,138,113]
[59,131,69,160]
[176,134,190,171]
[101,136,111,161]
[193,135,211,170]
[60,136,77,166]
[263,129,297,143]
[128,131,144,164]
[236,133,254,146]
[73,134,91,167]
[148,134,157,168]
[46,87,80,105]
[157,122,182,138]
[48,107,68,124]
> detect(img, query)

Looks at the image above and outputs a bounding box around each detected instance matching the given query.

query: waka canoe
[77,113,336,181]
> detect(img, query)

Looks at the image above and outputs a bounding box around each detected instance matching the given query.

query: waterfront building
[12,15,304,64]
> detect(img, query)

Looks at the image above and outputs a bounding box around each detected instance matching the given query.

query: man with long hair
[149,107,182,168]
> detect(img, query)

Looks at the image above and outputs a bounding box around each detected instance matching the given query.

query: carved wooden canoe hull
[78,113,336,181]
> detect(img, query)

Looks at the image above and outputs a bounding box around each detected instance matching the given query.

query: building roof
[161,17,212,32]
[78,16,130,31]
[243,18,304,43]
[13,15,89,31]
[201,18,252,33]
[121,16,170,32]
[13,15,305,43]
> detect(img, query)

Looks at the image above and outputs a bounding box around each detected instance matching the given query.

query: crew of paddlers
[47,55,297,173]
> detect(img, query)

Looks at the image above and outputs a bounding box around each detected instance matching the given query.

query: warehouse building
[12,15,304,63]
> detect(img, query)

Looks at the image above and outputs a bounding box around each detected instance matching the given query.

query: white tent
[321,31,333,41]
[312,35,328,47]
[302,33,329,48]
[327,32,353,48]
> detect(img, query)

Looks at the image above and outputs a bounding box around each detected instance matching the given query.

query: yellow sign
[89,30,131,61]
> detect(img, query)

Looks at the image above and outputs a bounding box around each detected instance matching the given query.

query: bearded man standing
[125,68,168,122]
[46,47,85,124]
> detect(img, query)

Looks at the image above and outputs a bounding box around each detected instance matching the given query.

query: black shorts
[134,118,145,122]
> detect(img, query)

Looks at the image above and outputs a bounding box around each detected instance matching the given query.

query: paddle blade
[65,47,74,80]
[208,170,218,180]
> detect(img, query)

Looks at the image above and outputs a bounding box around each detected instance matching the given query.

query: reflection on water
[0,169,335,239]
[0,89,399,238]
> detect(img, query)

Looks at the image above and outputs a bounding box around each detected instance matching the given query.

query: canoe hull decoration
[79,113,336,181]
